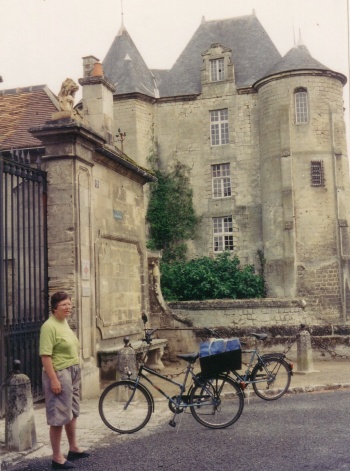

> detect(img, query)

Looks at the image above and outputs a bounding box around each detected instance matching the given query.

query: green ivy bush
[146,161,200,262]
[160,252,265,301]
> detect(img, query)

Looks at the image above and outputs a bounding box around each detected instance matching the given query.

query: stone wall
[167,298,312,329]
[155,89,262,267]
[258,73,350,317]
[159,299,350,362]
[111,55,350,322]
[32,118,154,398]
[113,97,154,169]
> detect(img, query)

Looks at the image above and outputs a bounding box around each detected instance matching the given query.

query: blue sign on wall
[113,210,123,221]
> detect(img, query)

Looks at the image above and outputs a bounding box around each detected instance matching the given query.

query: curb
[286,383,350,395]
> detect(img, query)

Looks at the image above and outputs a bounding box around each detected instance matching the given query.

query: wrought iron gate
[0,150,48,416]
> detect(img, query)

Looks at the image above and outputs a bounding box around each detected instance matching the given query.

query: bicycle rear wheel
[190,374,244,429]
[251,358,291,400]
[99,380,152,433]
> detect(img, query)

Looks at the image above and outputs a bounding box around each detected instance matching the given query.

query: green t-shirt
[39,315,80,371]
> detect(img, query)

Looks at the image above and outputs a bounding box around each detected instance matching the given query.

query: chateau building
[96,12,350,321]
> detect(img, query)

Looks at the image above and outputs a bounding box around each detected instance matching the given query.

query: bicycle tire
[251,358,291,400]
[189,374,244,429]
[99,380,153,433]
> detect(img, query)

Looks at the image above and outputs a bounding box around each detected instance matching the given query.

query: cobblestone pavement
[1,358,349,470]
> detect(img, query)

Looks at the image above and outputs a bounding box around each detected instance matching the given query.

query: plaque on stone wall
[82,260,90,280]
[113,210,123,221]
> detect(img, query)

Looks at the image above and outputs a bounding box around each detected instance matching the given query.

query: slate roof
[102,14,282,98]
[103,25,158,98]
[0,85,59,150]
[102,13,342,99]
[262,43,329,78]
[160,14,282,96]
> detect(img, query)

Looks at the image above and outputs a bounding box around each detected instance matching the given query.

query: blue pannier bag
[199,337,242,375]
[226,338,241,352]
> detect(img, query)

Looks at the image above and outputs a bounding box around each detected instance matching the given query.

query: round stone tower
[254,38,350,321]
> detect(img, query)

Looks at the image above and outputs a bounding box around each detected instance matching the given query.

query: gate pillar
[117,337,138,380]
[5,360,37,451]
[296,330,318,374]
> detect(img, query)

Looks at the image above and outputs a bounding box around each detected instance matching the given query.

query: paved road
[6,390,350,471]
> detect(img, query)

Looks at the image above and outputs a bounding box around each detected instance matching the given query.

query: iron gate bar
[0,150,48,416]
[0,155,5,413]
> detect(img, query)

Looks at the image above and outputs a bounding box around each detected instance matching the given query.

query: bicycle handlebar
[204,327,221,338]
[142,328,158,344]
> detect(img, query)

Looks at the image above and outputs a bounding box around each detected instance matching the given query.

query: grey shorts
[42,365,81,426]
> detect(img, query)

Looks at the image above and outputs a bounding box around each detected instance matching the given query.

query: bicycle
[98,328,244,433]
[204,328,293,400]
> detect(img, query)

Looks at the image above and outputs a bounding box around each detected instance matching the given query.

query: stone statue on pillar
[52,78,83,121]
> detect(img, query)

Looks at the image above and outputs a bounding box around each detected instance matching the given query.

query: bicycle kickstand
[169,401,184,428]
[169,419,176,427]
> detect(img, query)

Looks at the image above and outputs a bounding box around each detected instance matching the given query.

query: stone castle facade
[91,12,350,322]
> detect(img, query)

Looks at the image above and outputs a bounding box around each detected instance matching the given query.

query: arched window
[295,88,309,124]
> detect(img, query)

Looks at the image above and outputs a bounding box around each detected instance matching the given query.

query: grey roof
[150,69,169,89]
[159,14,282,96]
[263,43,329,77]
[102,25,158,98]
[103,14,341,99]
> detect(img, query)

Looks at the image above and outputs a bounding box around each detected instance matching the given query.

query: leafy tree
[146,161,200,262]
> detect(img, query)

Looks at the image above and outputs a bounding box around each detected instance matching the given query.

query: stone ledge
[98,338,167,356]
[168,297,307,310]
[98,339,168,381]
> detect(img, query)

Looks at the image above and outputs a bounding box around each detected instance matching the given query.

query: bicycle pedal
[169,420,177,428]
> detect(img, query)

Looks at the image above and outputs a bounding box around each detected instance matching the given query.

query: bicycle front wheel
[99,380,152,433]
[190,374,244,429]
[251,358,291,400]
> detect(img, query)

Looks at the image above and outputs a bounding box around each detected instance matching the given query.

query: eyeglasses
[56,302,72,308]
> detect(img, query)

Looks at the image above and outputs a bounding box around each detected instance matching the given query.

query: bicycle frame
[202,327,290,388]
[129,359,218,411]
[230,348,287,386]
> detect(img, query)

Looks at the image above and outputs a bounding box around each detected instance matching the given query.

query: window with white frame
[213,216,233,252]
[210,109,229,146]
[295,89,309,124]
[210,58,225,81]
[212,163,231,198]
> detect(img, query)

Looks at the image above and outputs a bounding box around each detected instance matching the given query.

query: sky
[0,0,349,115]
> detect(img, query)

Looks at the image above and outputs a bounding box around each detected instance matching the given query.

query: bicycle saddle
[250,333,268,341]
[176,353,199,363]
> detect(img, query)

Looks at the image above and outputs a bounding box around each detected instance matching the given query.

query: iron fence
[0,150,48,416]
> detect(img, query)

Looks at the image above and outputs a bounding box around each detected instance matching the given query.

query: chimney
[82,55,100,78]
[79,57,116,145]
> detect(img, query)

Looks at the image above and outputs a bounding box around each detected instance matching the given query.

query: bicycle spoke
[190,375,244,429]
[99,380,152,433]
[251,358,291,400]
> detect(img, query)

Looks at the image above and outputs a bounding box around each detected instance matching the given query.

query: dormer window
[201,44,234,87]
[295,88,309,124]
[210,58,225,81]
